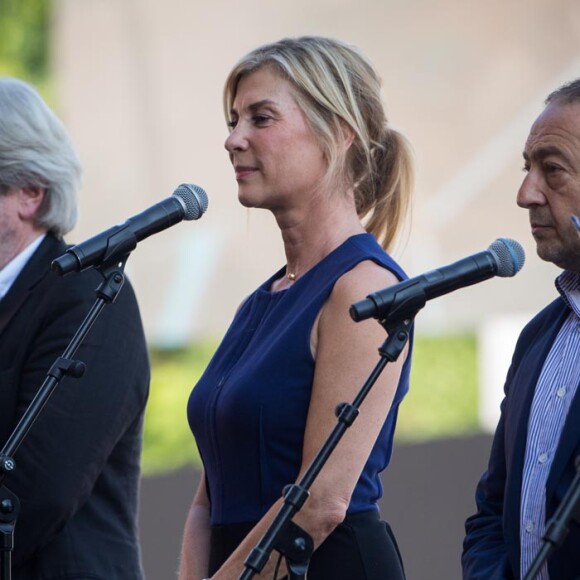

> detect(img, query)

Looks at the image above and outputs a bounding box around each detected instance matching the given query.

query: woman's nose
[224,123,248,153]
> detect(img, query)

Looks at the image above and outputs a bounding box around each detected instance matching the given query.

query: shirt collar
[556,270,580,317]
[0,234,46,300]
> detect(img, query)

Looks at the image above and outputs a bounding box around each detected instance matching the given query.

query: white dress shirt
[0,234,46,300]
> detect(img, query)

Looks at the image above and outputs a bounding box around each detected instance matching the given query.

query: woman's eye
[227,119,238,129]
[253,115,271,126]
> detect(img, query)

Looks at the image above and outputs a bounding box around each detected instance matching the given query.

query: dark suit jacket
[0,234,150,579]
[462,297,580,580]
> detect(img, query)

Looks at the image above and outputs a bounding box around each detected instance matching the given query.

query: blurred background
[2,1,579,578]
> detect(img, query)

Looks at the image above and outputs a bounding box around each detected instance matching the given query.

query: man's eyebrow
[524,145,573,165]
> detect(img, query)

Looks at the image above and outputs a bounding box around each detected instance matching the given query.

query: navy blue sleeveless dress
[188,233,412,578]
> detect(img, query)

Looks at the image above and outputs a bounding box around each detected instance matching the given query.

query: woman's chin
[238,190,263,209]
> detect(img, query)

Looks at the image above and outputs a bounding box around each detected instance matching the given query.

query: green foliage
[142,343,217,475]
[0,0,51,85]
[142,334,479,476]
[396,333,479,440]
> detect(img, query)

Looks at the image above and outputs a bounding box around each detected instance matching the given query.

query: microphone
[52,183,208,275]
[350,238,525,322]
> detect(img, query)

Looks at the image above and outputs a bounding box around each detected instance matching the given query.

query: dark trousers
[209,509,406,579]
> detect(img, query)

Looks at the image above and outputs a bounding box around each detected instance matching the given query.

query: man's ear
[17,186,46,220]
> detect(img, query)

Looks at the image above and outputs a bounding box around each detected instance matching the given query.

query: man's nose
[517,171,547,208]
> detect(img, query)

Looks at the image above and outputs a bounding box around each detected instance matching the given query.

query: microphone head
[173,183,209,220]
[488,238,525,277]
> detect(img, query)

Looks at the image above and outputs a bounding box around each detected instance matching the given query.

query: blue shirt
[520,270,580,579]
[188,233,412,525]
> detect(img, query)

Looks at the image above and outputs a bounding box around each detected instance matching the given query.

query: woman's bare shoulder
[331,259,401,306]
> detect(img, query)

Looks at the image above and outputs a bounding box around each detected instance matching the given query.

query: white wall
[52,0,579,344]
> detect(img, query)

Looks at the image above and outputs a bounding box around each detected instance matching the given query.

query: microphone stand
[0,256,129,580]
[523,456,580,580]
[239,288,425,580]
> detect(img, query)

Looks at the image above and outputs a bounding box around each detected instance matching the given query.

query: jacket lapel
[503,299,570,568]
[508,300,569,492]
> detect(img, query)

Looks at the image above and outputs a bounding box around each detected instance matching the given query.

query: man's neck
[0,228,47,270]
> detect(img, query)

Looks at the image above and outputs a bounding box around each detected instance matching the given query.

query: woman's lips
[235,166,258,180]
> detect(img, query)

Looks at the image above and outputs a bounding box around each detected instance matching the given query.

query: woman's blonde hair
[224,36,413,251]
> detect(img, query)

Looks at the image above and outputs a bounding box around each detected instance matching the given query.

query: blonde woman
[181,36,414,580]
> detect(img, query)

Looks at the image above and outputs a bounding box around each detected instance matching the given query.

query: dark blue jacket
[463,297,580,579]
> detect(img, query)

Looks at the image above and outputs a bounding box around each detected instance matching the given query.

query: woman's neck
[270,195,365,290]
